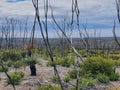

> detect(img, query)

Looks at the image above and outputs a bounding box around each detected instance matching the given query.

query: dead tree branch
[32,0,64,90]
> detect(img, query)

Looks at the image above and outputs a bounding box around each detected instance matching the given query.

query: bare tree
[113,0,120,47]
[32,0,64,89]
[51,0,84,90]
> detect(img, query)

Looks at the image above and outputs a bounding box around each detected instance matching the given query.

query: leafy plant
[47,56,74,67]
[78,50,87,57]
[82,57,115,76]
[21,51,27,58]
[97,74,110,84]
[38,85,61,90]
[1,50,21,61]
[50,75,59,83]
[115,59,120,66]
[63,75,70,83]
[6,71,24,85]
[3,60,13,67]
[61,56,74,67]
[79,77,97,88]
[13,61,23,70]
[23,57,37,66]
[0,65,8,72]
[68,69,77,79]
[109,72,120,81]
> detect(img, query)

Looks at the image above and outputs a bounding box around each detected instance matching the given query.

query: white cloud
[0,0,35,16]
[0,0,119,37]
[0,0,116,17]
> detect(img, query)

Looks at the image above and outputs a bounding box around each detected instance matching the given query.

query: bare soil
[0,58,120,90]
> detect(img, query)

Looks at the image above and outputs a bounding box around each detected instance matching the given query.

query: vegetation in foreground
[0,49,119,90]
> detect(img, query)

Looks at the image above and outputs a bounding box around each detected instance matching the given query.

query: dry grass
[106,86,120,90]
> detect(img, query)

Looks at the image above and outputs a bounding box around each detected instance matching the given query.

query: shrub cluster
[97,74,110,84]
[68,69,77,79]
[1,50,21,61]
[50,75,59,84]
[47,56,74,67]
[38,85,61,90]
[63,75,70,83]
[23,57,37,66]
[0,65,8,72]
[6,71,24,85]
[79,77,97,88]
[82,57,115,76]
[81,56,119,84]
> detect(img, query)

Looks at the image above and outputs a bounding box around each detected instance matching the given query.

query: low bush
[6,71,24,85]
[115,59,120,66]
[1,50,21,61]
[38,85,61,90]
[13,61,23,69]
[97,74,110,84]
[79,77,97,88]
[50,75,59,83]
[23,57,37,66]
[109,72,120,81]
[68,69,77,79]
[47,56,74,67]
[4,60,13,67]
[78,50,87,57]
[109,54,120,60]
[82,57,115,76]
[0,65,8,72]
[21,51,27,58]
[63,75,70,83]
[47,60,55,66]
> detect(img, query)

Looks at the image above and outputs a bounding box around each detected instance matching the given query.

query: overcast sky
[0,0,120,38]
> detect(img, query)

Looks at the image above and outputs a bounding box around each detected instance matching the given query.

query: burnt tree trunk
[28,50,36,76]
[30,64,36,76]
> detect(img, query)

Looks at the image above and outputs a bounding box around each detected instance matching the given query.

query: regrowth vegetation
[0,0,120,90]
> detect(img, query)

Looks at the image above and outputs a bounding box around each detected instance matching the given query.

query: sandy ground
[0,58,71,90]
[0,58,120,90]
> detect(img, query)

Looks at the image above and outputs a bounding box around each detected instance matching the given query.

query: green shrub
[38,85,61,90]
[0,65,8,72]
[109,72,120,81]
[63,75,70,83]
[23,57,37,66]
[40,50,48,58]
[82,57,115,76]
[78,50,87,57]
[83,72,94,78]
[79,77,97,88]
[115,60,120,66]
[61,56,74,67]
[50,75,59,83]
[1,50,21,61]
[13,61,23,69]
[109,55,120,60]
[6,71,24,85]
[47,56,74,67]
[47,60,55,66]
[68,69,77,79]
[97,74,110,84]
[3,60,12,67]
[21,51,27,58]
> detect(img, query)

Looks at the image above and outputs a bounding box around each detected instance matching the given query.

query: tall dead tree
[23,17,28,47]
[51,0,84,90]
[113,0,120,47]
[32,0,64,89]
